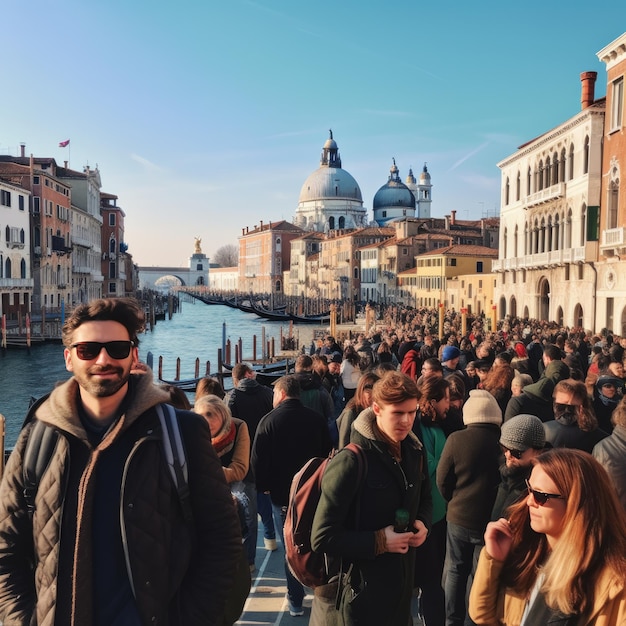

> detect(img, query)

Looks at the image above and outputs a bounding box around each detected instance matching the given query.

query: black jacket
[227,378,274,441]
[251,398,332,506]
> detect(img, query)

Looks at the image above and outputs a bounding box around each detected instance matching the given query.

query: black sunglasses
[501,444,524,460]
[71,341,135,361]
[525,479,565,505]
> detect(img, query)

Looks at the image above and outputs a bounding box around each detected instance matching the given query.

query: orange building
[239,220,304,294]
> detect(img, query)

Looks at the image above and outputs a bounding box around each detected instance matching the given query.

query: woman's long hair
[416,376,450,425]
[502,448,626,617]
[346,371,380,412]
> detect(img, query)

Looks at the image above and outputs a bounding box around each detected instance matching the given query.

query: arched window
[5,258,11,278]
[608,180,619,229]
[0,254,3,278]
[20,228,25,243]
[109,238,116,253]
[505,177,510,205]
[554,214,560,250]
[328,216,335,230]
[538,161,544,191]
[583,136,590,175]
[21,258,26,278]
[516,172,520,201]
[581,204,587,247]
[560,148,567,182]
[339,216,345,228]
[503,228,508,258]
[566,209,573,248]
[569,144,575,179]
[552,151,559,185]
[4,226,9,242]
[527,167,532,195]
[514,225,519,257]
[544,157,551,188]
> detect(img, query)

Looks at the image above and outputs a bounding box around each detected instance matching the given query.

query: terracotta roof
[415,244,499,258]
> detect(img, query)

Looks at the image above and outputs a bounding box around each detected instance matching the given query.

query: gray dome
[299,167,363,203]
[373,160,415,209]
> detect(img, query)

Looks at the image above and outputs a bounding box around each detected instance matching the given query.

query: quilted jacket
[0,372,241,626]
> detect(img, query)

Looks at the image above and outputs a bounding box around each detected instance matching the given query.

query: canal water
[0,298,318,449]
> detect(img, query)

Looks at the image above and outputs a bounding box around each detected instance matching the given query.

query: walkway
[237,528,314,625]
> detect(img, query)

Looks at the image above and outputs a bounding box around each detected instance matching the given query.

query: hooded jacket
[0,371,241,626]
[311,408,432,626]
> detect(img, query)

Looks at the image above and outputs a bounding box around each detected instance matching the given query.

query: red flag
[59,139,70,147]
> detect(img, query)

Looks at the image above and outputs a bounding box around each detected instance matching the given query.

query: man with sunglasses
[491,413,546,520]
[0,298,241,626]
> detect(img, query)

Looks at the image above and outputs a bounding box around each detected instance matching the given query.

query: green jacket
[311,408,432,626]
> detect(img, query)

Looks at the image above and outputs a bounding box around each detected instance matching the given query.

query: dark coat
[311,408,432,626]
[436,423,502,532]
[490,463,530,521]
[0,374,241,626]
[251,398,332,506]
[226,378,274,441]
[543,416,608,453]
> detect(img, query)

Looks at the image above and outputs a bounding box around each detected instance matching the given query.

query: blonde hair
[194,394,232,437]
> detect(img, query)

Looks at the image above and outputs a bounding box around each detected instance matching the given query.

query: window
[109,213,116,226]
[33,175,40,185]
[109,282,117,293]
[611,77,624,131]
[1,190,11,207]
[583,137,590,175]
[21,259,26,279]
[608,182,619,229]
[33,197,40,213]
[109,262,116,278]
[18,195,24,211]
[476,261,484,273]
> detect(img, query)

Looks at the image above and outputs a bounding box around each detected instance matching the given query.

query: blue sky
[2,1,626,266]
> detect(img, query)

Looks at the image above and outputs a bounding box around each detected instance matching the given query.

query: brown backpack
[283,443,367,589]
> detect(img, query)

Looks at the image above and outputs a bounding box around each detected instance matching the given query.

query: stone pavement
[236,529,314,625]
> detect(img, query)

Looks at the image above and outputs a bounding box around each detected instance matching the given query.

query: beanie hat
[514,342,528,358]
[328,352,342,364]
[462,389,502,426]
[500,414,545,451]
[442,345,461,362]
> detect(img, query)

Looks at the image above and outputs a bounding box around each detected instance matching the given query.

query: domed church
[294,130,369,232]
[372,159,416,225]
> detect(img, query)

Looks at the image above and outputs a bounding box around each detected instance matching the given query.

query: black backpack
[22,402,192,522]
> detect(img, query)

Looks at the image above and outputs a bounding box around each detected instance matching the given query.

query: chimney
[444,215,450,230]
[580,71,597,110]
[260,220,264,230]
[20,143,26,158]
[242,228,245,236]
[64,161,68,168]
[450,210,456,226]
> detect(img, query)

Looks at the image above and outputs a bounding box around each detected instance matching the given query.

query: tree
[212,243,238,267]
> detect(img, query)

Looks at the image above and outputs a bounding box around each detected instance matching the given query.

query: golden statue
[194,237,202,254]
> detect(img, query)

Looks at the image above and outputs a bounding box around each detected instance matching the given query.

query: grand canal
[0,298,317,448]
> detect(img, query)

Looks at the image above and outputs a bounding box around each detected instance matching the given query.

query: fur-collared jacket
[0,372,241,626]
[311,408,432,626]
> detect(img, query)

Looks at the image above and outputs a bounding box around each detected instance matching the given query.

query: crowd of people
[1,298,626,625]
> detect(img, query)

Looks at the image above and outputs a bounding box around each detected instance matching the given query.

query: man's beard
[76,365,130,397]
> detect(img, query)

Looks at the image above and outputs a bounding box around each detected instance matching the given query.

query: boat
[157,377,207,392]
[221,358,294,374]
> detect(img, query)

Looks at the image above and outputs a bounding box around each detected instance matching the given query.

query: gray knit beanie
[462,389,502,426]
[500,413,545,451]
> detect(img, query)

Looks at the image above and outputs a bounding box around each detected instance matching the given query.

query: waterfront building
[372,160,416,226]
[285,231,325,297]
[293,131,368,233]
[0,178,32,320]
[0,150,72,313]
[209,266,238,291]
[360,235,423,303]
[404,165,433,218]
[399,244,498,310]
[318,226,394,301]
[100,192,134,297]
[447,273,497,317]
[238,220,304,294]
[493,73,604,328]
[597,32,626,334]
[56,165,104,305]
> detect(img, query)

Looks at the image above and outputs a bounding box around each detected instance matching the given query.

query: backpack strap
[23,419,59,519]
[155,403,193,524]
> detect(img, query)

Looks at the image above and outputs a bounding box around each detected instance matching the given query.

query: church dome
[298,130,362,203]
[373,159,415,209]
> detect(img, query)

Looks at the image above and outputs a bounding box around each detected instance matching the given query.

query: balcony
[525,182,566,209]
[600,227,626,256]
[494,247,587,271]
[0,278,33,288]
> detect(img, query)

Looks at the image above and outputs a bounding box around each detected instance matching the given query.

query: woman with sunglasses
[469,448,626,625]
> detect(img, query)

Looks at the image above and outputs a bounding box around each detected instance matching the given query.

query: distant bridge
[137,251,209,290]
